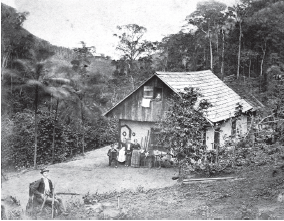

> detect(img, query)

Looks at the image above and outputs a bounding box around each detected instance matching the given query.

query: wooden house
[104,70,257,151]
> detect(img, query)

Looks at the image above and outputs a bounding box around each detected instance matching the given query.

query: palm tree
[4,54,74,168]
[45,80,74,164]
[58,85,93,155]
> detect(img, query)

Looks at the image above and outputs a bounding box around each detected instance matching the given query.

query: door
[120,125,131,142]
[214,128,220,149]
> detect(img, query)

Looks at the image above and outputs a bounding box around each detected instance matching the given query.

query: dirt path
[1,145,178,211]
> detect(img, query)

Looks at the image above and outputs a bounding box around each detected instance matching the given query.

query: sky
[2,0,237,58]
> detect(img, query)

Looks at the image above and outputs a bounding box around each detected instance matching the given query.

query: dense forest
[1,0,284,170]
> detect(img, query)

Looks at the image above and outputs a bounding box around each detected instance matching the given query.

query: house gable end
[104,75,174,122]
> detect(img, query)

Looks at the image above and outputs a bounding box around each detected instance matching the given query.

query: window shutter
[144,86,154,98]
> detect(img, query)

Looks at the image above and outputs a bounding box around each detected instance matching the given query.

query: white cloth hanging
[141,98,151,107]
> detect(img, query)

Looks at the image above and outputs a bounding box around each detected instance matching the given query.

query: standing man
[30,168,68,216]
[125,139,132,167]
[107,143,118,168]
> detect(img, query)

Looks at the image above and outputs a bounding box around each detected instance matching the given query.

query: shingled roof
[156,70,253,123]
[225,83,265,110]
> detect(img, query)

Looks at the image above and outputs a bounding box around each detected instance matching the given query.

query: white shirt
[126,144,131,150]
[43,178,50,194]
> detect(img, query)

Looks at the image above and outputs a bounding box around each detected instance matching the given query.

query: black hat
[40,168,49,174]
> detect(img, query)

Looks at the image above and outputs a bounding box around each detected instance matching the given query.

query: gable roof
[156,70,253,122]
[104,70,254,123]
[223,75,265,110]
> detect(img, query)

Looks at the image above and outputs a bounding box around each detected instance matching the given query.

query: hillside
[88,57,115,77]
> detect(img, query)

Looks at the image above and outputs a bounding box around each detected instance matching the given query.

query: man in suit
[125,139,133,167]
[30,168,68,216]
[107,143,118,168]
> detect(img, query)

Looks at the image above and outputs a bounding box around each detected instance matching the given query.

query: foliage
[154,32,206,72]
[1,3,30,68]
[1,115,14,168]
[186,0,227,70]
[71,41,95,75]
[152,0,284,85]
[2,110,35,168]
[2,0,284,170]
[114,24,157,88]
[158,87,211,145]
[157,87,213,176]
[235,144,284,167]
[114,24,149,62]
[1,109,119,169]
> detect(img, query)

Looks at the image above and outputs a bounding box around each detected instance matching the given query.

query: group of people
[107,138,147,168]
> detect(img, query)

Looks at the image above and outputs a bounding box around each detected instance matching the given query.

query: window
[143,86,154,98]
[247,115,252,131]
[154,87,162,100]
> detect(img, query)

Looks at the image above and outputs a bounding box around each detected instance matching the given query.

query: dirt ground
[1,145,178,217]
[1,145,284,220]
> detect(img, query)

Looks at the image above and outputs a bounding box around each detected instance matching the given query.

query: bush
[2,110,119,169]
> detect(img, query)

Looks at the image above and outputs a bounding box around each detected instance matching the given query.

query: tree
[1,4,30,70]
[153,32,206,72]
[3,47,76,168]
[114,24,156,89]
[69,41,97,155]
[45,80,75,164]
[186,0,227,71]
[263,65,284,143]
[230,2,248,79]
[157,87,212,177]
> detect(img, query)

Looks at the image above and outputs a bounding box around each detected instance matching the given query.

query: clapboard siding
[107,76,173,121]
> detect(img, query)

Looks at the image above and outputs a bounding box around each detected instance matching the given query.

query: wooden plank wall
[107,76,173,122]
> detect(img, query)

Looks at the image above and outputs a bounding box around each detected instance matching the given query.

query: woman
[130,139,141,168]
[118,140,126,163]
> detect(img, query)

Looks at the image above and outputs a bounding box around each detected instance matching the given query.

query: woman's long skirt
[131,150,140,167]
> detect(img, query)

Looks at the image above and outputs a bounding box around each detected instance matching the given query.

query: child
[107,143,118,168]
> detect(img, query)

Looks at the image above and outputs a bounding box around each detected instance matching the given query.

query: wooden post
[118,120,121,148]
[52,184,55,218]
[117,194,120,209]
[216,144,219,164]
[146,130,150,151]
[147,130,151,151]
[232,146,235,168]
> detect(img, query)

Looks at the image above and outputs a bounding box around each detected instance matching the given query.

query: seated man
[107,143,118,168]
[30,168,68,216]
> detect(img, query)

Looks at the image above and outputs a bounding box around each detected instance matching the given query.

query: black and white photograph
[1,0,284,219]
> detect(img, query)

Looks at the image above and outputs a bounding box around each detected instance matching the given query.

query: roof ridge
[156,70,211,75]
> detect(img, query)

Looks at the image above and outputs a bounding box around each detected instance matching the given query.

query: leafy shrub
[2,109,119,169]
